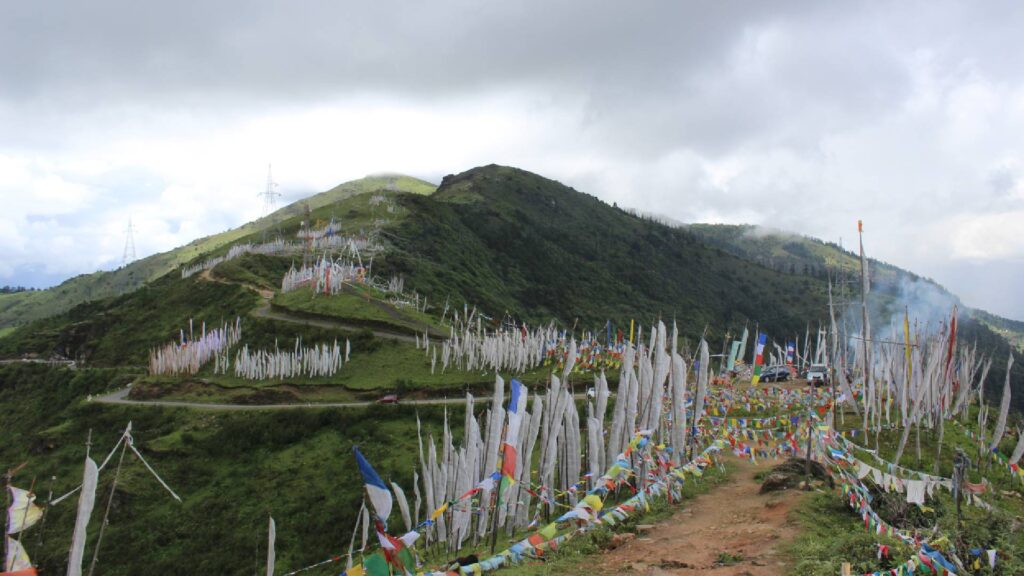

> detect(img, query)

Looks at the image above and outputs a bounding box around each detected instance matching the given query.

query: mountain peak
[434,164,588,207]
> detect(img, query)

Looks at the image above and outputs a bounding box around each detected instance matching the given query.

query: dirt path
[93,386,591,411]
[339,284,447,339]
[250,301,421,343]
[571,454,805,576]
[198,266,426,343]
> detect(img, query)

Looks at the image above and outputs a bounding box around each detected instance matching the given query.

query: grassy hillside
[972,308,1024,349]
[0,363,457,576]
[377,165,829,343]
[0,273,261,366]
[3,163,1019,407]
[687,223,1024,409]
[0,175,436,330]
[0,164,1021,576]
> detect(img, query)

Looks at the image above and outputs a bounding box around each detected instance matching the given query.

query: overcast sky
[1,1,1022,319]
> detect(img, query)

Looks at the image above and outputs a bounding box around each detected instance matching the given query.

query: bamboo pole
[87,435,129,576]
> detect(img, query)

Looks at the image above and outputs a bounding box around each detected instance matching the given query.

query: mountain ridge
[0,164,1019,409]
[0,174,437,329]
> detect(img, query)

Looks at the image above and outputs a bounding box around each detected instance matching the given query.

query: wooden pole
[88,434,129,576]
[859,222,871,437]
[804,417,813,490]
[4,466,11,566]
[3,461,27,568]
[14,476,37,552]
[953,449,968,555]
[489,419,509,555]
[37,474,56,547]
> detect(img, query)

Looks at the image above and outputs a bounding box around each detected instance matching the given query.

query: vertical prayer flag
[362,553,390,576]
[727,341,741,371]
[354,447,392,524]
[4,537,33,572]
[904,308,912,377]
[6,487,43,534]
[265,516,275,576]
[751,333,767,385]
[946,305,957,376]
[501,379,528,494]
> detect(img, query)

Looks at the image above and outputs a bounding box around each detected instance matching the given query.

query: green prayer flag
[397,547,416,573]
[364,553,391,576]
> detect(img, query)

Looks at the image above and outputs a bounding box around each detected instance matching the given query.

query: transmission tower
[122,216,137,267]
[258,164,281,217]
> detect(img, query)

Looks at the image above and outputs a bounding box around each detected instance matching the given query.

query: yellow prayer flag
[430,502,449,521]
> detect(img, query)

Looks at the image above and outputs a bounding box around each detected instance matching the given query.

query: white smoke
[844,271,961,341]
[739,224,800,241]
[892,275,961,330]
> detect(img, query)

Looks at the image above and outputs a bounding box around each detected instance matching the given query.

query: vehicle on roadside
[806,364,829,387]
[759,365,790,382]
[376,394,400,404]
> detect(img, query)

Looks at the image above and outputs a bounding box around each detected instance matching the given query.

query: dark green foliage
[0,365,449,575]
[788,491,912,576]
[379,165,828,343]
[212,254,294,290]
[0,175,435,330]
[240,317,378,354]
[0,273,259,366]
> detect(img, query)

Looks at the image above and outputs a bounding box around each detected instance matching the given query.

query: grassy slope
[377,165,829,344]
[972,308,1024,350]
[0,364,458,576]
[0,175,436,330]
[1,165,1021,575]
[0,273,260,366]
[272,286,443,335]
[0,182,429,364]
[688,223,1024,411]
[785,410,1024,575]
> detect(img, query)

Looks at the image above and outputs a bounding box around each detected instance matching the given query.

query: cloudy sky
[2,1,1023,319]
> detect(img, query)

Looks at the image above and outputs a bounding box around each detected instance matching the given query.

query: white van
[806,364,829,387]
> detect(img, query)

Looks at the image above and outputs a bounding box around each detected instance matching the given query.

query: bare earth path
[568,454,805,576]
[93,387,592,411]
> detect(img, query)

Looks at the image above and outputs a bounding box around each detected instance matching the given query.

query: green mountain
[0,165,1021,575]
[0,174,436,331]
[1,165,1020,405]
[377,165,828,339]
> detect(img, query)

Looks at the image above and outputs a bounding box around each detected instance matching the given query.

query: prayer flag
[4,537,32,572]
[362,553,390,576]
[354,447,392,524]
[751,333,767,384]
[501,379,528,493]
[6,488,42,534]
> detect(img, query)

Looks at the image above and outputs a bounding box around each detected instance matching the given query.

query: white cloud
[2,1,1024,319]
[949,211,1024,260]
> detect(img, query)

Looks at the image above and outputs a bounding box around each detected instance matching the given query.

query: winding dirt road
[567,454,805,576]
[93,387,592,411]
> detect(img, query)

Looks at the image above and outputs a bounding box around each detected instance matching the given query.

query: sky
[1,1,1022,319]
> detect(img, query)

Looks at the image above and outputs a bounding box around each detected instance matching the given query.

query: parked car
[376,394,400,404]
[759,365,790,382]
[806,364,829,387]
